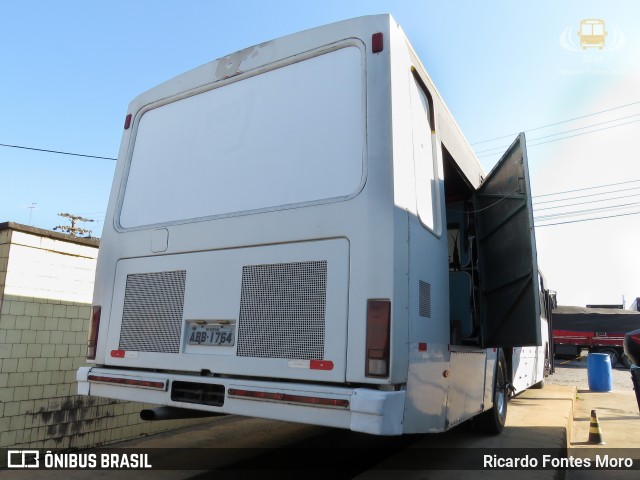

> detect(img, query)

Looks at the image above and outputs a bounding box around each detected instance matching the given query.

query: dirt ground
[548,352,635,391]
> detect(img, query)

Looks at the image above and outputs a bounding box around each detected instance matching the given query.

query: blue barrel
[587,353,613,392]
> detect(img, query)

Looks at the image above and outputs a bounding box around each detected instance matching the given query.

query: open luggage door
[474,133,541,348]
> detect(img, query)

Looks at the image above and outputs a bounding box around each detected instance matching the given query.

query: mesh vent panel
[119,270,186,353]
[237,261,327,360]
[419,280,432,318]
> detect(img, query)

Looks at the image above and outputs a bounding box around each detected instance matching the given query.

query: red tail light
[87,305,101,360]
[88,374,166,390]
[372,32,384,53]
[366,300,391,377]
[227,389,349,409]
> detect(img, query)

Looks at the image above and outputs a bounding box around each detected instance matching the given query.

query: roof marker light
[372,32,384,53]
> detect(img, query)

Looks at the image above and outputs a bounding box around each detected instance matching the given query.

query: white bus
[77,14,549,436]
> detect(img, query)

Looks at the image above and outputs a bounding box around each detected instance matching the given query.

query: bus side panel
[445,349,487,427]
[388,26,452,432]
[404,345,450,433]
[512,318,549,392]
[511,347,538,392]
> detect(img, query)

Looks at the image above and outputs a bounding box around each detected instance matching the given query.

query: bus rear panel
[78,14,546,436]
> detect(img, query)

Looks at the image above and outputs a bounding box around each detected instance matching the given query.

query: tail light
[366,300,391,377]
[88,374,166,390]
[228,389,349,409]
[87,305,101,360]
[372,32,384,53]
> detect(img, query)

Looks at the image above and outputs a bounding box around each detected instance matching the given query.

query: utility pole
[53,212,94,237]
[27,202,37,225]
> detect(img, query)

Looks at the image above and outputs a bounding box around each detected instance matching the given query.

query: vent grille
[419,280,432,318]
[119,270,186,353]
[237,261,327,360]
[171,381,225,407]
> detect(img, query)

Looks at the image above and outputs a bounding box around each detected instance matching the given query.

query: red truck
[553,306,640,368]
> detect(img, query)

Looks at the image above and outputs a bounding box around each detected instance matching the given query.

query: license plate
[188,324,235,346]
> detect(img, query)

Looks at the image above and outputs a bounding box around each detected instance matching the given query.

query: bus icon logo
[559,18,624,53]
[578,19,607,49]
[7,450,40,468]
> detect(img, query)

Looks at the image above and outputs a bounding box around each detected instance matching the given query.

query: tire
[596,348,619,368]
[476,349,509,434]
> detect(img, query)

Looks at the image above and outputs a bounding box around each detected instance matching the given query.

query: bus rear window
[119,46,365,229]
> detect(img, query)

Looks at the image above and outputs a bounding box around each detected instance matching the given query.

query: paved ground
[547,355,640,479]
[356,383,577,480]
[548,353,634,392]
[360,357,640,479]
[548,355,638,446]
[4,356,639,479]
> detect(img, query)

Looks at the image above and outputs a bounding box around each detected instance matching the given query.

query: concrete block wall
[0,223,211,450]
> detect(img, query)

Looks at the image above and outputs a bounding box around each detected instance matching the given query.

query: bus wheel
[477,349,508,434]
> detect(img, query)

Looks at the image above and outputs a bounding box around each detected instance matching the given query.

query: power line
[535,210,640,227]
[477,118,640,158]
[529,118,640,147]
[0,142,116,161]
[533,179,640,198]
[528,112,640,142]
[534,201,640,221]
[531,179,640,226]
[76,211,107,216]
[471,99,640,145]
[533,186,640,205]
[534,192,640,211]
[1,136,639,224]
[475,114,640,155]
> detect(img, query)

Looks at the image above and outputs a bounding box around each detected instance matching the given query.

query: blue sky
[1,1,639,307]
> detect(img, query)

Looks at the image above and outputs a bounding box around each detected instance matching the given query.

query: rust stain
[214,41,272,80]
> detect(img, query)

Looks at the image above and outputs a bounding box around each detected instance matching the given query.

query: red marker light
[87,306,101,360]
[372,32,383,53]
[124,114,132,130]
[310,360,334,371]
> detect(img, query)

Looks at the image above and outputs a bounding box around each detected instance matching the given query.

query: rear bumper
[77,367,405,435]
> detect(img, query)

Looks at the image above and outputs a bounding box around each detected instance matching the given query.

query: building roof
[0,221,100,247]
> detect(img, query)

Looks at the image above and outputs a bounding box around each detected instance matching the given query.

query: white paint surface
[120,46,365,228]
